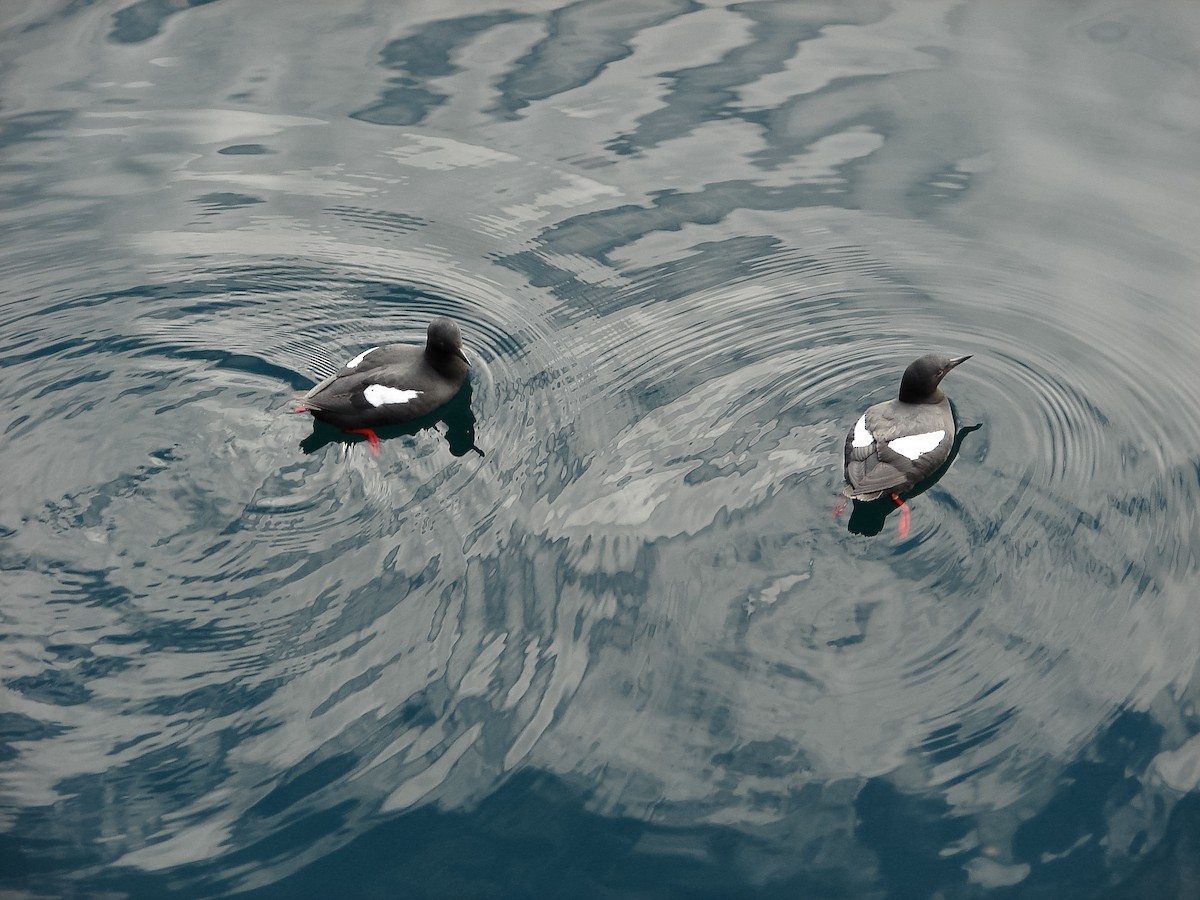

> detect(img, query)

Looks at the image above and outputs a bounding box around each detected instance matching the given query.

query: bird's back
[302,343,466,429]
[842,397,954,500]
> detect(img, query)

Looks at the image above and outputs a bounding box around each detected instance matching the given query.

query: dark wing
[301,371,341,402]
[335,345,413,375]
[300,367,459,425]
[844,446,922,497]
[842,403,926,498]
[298,345,416,405]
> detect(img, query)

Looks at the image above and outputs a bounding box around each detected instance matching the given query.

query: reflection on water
[3,0,1200,897]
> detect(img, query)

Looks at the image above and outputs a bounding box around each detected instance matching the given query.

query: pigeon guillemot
[834,353,970,536]
[294,317,469,455]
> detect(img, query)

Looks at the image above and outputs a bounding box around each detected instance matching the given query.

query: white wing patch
[889,430,945,460]
[344,347,379,369]
[852,414,873,448]
[364,384,421,407]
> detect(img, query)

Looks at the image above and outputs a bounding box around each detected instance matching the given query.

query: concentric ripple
[501,210,1200,835]
[5,0,1200,893]
[6,163,1200,895]
[0,224,611,886]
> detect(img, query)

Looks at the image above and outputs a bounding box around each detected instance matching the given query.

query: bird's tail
[291,392,326,413]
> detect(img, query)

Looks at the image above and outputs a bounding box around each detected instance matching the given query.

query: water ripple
[4,5,1200,889]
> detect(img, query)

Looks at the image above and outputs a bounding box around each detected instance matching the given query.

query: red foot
[345,427,381,456]
[891,493,910,538]
[832,495,847,519]
[293,405,309,414]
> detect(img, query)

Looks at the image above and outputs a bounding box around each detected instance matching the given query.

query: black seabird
[834,353,971,536]
[295,317,470,455]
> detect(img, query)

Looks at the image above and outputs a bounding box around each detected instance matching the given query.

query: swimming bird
[834,353,970,536]
[294,317,469,455]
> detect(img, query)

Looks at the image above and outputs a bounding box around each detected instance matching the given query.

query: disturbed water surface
[4,1,1200,897]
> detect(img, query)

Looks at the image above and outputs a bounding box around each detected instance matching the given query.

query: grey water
[3,1,1200,897]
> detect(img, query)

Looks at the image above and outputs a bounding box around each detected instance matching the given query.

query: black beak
[947,355,971,369]
[455,347,470,365]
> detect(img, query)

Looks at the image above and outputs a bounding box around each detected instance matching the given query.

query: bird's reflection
[300,379,482,458]
[846,423,981,537]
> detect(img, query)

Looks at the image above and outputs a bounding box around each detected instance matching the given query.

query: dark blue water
[4,1,1200,897]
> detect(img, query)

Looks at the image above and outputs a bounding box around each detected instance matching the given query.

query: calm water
[3,1,1200,897]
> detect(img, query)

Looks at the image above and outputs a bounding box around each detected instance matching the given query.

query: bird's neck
[898,386,943,404]
[426,349,467,378]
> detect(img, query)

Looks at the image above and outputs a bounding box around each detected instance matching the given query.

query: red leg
[345,427,381,456]
[293,405,309,413]
[832,494,847,519]
[890,492,910,538]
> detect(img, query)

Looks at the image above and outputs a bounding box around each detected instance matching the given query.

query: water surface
[3,1,1200,897]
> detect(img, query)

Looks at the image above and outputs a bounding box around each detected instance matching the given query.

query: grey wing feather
[302,372,341,401]
[300,346,405,405]
[847,443,875,462]
[843,425,874,466]
[842,403,924,498]
[845,449,914,497]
